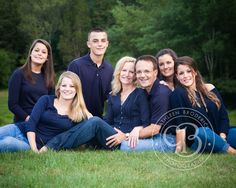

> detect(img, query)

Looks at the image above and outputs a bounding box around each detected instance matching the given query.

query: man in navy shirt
[122,55,176,151]
[68,28,113,118]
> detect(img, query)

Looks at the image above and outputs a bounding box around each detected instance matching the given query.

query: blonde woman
[105,56,150,149]
[0,71,92,152]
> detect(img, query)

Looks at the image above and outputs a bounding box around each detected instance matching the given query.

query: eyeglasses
[136,70,153,75]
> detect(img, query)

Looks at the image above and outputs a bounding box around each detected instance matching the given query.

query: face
[136,60,157,92]
[59,77,76,100]
[119,62,135,86]
[30,42,48,65]
[176,64,197,89]
[158,54,174,78]
[87,32,109,57]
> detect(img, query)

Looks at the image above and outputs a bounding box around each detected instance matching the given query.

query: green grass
[0,90,236,187]
[1,151,236,188]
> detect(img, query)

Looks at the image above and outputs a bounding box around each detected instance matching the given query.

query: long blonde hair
[111,56,136,95]
[175,56,221,110]
[55,71,91,122]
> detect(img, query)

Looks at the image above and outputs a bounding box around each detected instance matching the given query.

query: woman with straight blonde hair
[105,56,150,149]
[1,71,121,152]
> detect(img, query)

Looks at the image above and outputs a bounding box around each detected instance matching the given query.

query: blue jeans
[227,127,236,149]
[46,116,117,150]
[191,127,231,153]
[120,134,176,152]
[0,124,30,152]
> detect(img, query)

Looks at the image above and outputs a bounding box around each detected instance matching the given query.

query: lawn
[0,89,236,187]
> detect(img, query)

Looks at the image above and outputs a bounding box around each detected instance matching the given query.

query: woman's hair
[174,56,221,110]
[111,56,136,95]
[156,48,177,81]
[55,71,91,122]
[21,39,55,89]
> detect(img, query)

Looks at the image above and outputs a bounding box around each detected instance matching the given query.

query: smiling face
[136,60,157,92]
[59,77,76,101]
[158,54,175,78]
[30,42,48,66]
[87,31,109,57]
[176,64,197,90]
[119,61,135,86]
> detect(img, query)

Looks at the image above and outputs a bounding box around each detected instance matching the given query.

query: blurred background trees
[0,0,235,107]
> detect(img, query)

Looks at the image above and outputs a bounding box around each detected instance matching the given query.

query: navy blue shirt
[8,69,54,123]
[68,54,113,118]
[17,95,75,149]
[104,88,150,133]
[169,86,230,146]
[148,79,172,124]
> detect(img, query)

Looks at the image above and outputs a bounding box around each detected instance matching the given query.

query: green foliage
[0,90,13,124]
[0,49,17,88]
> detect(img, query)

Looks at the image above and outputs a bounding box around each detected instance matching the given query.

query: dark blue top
[68,54,113,118]
[169,86,230,146]
[17,95,76,149]
[148,79,172,124]
[104,88,150,133]
[8,68,54,123]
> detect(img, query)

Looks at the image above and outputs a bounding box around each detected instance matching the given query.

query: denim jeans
[227,127,236,149]
[0,124,30,152]
[46,116,117,150]
[191,127,231,153]
[120,134,176,152]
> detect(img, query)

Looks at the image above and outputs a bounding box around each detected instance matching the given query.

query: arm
[139,87,170,138]
[103,95,114,125]
[27,132,39,153]
[8,69,28,121]
[25,95,49,151]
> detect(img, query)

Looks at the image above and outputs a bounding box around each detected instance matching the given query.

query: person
[118,55,176,152]
[8,39,55,123]
[169,56,236,154]
[1,71,92,152]
[41,57,149,151]
[156,48,177,91]
[68,28,113,118]
[104,56,150,148]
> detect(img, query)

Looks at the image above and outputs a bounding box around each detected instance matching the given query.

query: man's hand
[128,126,143,148]
[106,128,126,148]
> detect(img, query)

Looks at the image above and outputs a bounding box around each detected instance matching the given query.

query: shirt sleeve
[68,61,80,76]
[212,88,230,134]
[137,90,150,127]
[8,69,28,120]
[103,95,114,125]
[25,95,49,133]
[150,89,170,124]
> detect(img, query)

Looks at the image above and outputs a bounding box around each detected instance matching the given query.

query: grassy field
[0,89,236,187]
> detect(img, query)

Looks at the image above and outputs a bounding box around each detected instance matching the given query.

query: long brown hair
[21,39,55,89]
[174,56,221,110]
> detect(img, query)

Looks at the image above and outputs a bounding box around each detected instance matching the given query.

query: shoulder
[38,95,53,103]
[205,83,215,91]
[11,68,23,77]
[170,86,187,98]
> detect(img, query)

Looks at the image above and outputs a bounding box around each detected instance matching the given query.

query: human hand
[39,146,48,153]
[128,127,143,148]
[220,133,226,140]
[106,128,126,148]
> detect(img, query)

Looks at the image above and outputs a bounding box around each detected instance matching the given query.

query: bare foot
[227,146,236,154]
